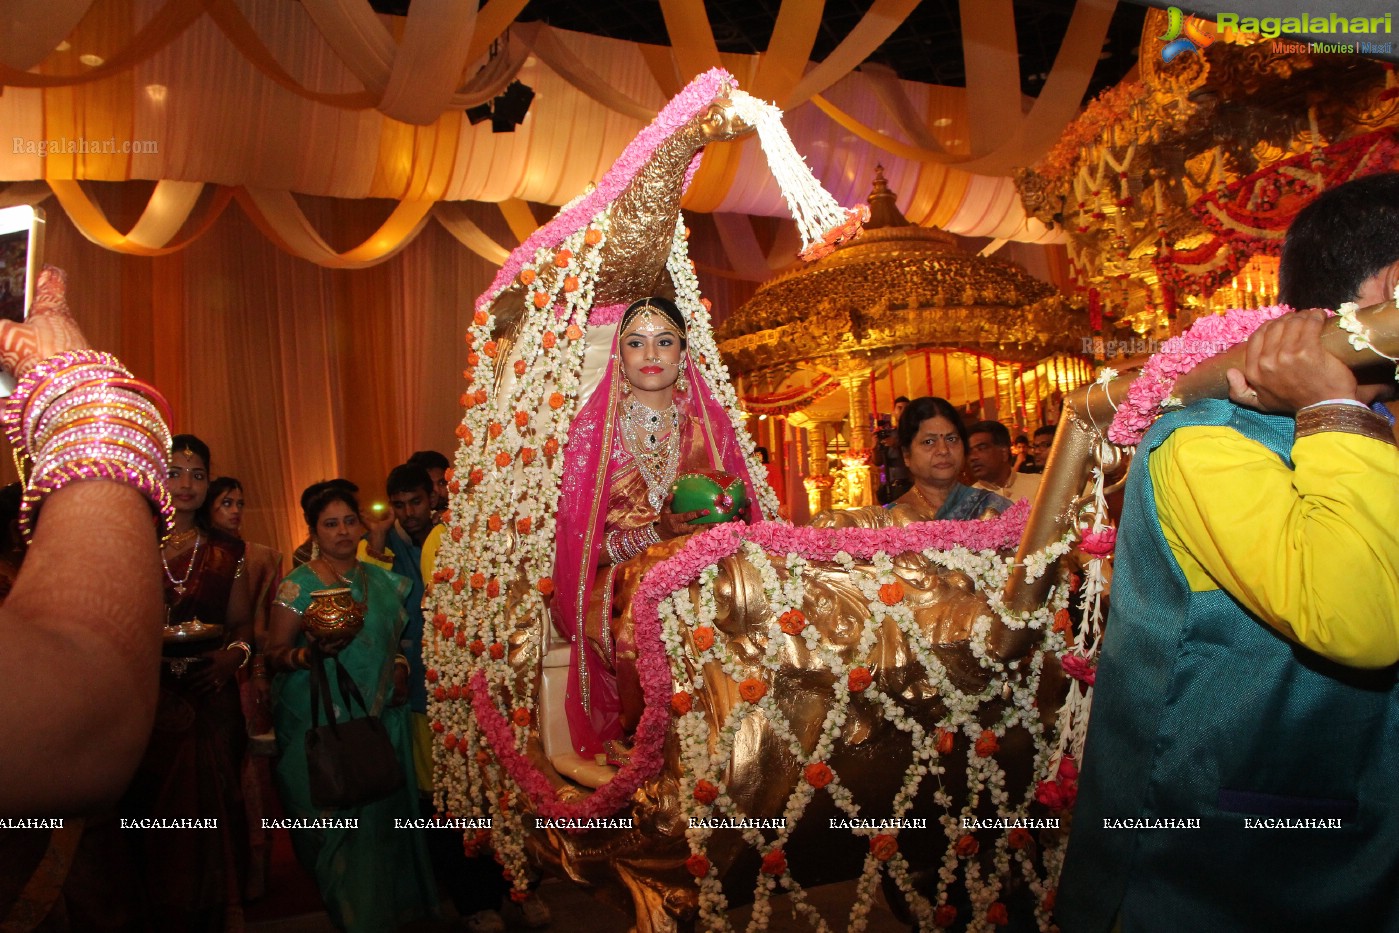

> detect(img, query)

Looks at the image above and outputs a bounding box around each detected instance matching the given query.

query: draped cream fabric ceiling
[0,0,1123,270]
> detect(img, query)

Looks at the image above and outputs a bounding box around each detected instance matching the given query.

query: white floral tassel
[729,90,868,262]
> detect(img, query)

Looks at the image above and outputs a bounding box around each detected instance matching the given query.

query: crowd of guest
[0,438,549,933]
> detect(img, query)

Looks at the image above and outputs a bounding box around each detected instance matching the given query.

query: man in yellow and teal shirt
[1059,172,1399,931]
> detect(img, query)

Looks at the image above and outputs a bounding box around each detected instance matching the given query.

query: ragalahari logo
[1160,6,1216,62]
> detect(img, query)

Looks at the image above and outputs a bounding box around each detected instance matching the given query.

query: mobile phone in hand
[0,205,46,396]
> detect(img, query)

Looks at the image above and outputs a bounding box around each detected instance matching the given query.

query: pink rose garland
[1108,304,1296,446]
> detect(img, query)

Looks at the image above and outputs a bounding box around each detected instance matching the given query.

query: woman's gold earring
[675,357,689,394]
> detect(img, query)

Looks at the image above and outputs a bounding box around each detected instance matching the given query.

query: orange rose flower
[486,578,500,598]
[426,668,439,683]
[495,451,512,468]
[548,392,565,409]
[542,331,557,349]
[516,516,532,534]
[553,249,573,267]
[935,728,955,755]
[448,480,460,494]
[565,323,583,340]
[469,468,484,485]
[738,678,767,703]
[760,849,786,876]
[537,577,554,596]
[975,730,999,758]
[514,410,530,428]
[685,853,710,878]
[482,340,498,358]
[518,269,536,286]
[454,423,470,439]
[466,352,480,368]
[475,749,491,765]
[465,331,476,347]
[443,732,458,750]
[470,572,486,589]
[803,762,833,789]
[474,309,489,325]
[469,639,485,656]
[433,686,447,701]
[1053,608,1072,634]
[1007,828,1033,850]
[848,667,873,692]
[563,275,579,293]
[543,438,559,456]
[453,632,466,648]
[431,719,445,733]
[878,581,905,605]
[986,902,1009,926]
[584,228,602,246]
[451,577,465,594]
[532,290,550,308]
[692,626,715,652]
[474,388,488,404]
[779,609,807,635]
[514,359,527,376]
[488,421,503,439]
[489,642,505,660]
[692,779,719,804]
[1042,889,1056,913]
[451,526,464,542]
[870,834,899,861]
[487,513,503,533]
[671,691,693,715]
[934,905,957,928]
[954,835,979,858]
[520,447,536,466]
[511,708,531,728]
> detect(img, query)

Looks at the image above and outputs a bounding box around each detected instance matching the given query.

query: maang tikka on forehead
[628,308,670,336]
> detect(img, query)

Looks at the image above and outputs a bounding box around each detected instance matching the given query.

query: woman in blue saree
[265,481,437,932]
[889,396,1011,521]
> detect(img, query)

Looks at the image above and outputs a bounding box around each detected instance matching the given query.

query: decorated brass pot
[302,587,366,643]
[669,470,748,524]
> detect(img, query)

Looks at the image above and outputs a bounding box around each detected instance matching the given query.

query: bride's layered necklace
[622,397,681,510]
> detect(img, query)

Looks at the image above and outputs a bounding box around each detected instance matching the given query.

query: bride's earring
[675,356,689,394]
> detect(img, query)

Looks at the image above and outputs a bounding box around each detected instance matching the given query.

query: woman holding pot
[265,480,436,932]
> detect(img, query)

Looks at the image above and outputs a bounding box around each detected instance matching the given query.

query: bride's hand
[655,494,709,540]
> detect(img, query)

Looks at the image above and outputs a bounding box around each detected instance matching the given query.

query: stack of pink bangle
[604,522,661,564]
[4,349,175,542]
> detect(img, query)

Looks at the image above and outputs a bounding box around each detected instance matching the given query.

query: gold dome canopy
[717,168,1091,373]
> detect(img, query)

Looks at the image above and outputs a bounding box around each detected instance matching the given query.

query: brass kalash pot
[301,588,366,649]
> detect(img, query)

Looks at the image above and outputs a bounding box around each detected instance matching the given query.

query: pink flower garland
[478,69,734,313]
[475,504,1031,824]
[1108,305,1295,446]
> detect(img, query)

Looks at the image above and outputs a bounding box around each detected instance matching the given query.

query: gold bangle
[226,640,253,669]
[1295,404,1396,445]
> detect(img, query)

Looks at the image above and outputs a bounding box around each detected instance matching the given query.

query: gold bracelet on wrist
[1295,403,1395,445]
[226,640,253,669]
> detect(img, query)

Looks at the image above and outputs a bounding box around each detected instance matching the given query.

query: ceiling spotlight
[491,81,535,133]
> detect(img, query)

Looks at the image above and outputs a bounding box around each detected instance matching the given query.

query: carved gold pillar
[802,422,833,515]
[838,371,877,508]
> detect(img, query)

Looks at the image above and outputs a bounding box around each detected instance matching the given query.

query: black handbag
[304,650,405,809]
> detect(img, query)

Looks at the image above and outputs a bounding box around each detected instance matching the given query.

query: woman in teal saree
[265,481,437,932]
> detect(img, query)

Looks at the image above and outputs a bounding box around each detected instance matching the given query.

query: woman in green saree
[265,481,437,932]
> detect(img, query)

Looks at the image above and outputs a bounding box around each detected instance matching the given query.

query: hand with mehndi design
[0,266,90,380]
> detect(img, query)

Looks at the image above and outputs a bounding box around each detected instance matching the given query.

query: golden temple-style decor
[1016,8,1399,340]
[720,168,1103,512]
